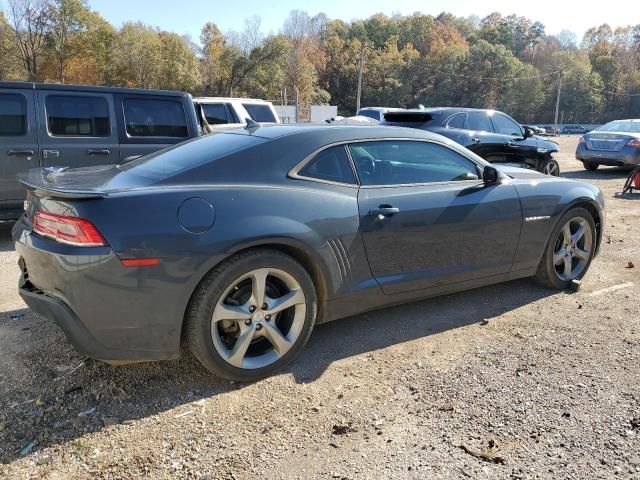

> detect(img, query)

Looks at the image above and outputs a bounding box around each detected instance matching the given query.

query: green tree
[114,22,162,88]
[158,32,200,91]
[47,0,90,83]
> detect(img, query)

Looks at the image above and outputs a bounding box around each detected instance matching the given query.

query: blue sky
[5,0,639,44]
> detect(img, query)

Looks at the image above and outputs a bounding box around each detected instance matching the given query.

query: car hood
[495,165,549,180]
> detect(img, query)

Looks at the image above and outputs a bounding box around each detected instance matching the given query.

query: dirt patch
[1,137,639,479]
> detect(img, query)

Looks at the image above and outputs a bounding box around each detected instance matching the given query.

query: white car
[194,97,280,132]
[356,107,403,122]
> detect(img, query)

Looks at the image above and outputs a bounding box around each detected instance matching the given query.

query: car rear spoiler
[18,168,109,199]
[383,111,434,123]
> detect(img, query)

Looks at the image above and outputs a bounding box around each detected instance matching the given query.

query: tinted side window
[492,114,522,136]
[202,104,229,125]
[298,145,356,185]
[349,141,479,186]
[0,94,27,136]
[446,113,466,129]
[124,99,187,137]
[46,95,110,137]
[242,104,276,122]
[464,112,494,132]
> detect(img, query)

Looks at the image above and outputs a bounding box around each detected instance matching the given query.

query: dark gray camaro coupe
[13,125,604,380]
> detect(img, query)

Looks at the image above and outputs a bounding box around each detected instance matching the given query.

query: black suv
[382,108,560,175]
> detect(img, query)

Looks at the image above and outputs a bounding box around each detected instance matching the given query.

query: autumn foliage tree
[0,3,639,123]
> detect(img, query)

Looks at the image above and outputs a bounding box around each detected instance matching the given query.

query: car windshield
[598,121,640,133]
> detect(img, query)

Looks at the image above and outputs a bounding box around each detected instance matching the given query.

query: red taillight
[627,138,640,148]
[120,258,160,267]
[33,211,106,246]
[578,136,585,144]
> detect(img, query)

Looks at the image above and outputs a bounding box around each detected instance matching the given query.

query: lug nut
[245,319,252,325]
[262,303,268,310]
[265,314,271,321]
[249,305,256,313]
[255,323,263,331]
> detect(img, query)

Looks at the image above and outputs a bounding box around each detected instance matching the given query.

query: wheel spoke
[266,288,305,315]
[563,256,572,279]
[562,224,572,243]
[250,269,270,307]
[261,321,293,356]
[572,222,586,243]
[226,323,256,367]
[212,304,251,323]
[553,248,567,265]
[574,247,590,261]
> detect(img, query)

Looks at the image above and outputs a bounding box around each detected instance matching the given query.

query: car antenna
[245,118,260,132]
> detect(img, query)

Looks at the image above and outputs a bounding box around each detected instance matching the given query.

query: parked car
[543,126,558,135]
[523,125,546,136]
[194,97,280,132]
[0,81,200,221]
[356,107,403,122]
[562,125,587,134]
[13,124,604,380]
[576,119,640,170]
[382,108,561,175]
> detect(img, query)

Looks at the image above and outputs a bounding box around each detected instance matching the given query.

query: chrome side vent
[328,239,351,282]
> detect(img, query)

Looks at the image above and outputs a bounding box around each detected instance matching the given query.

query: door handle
[43,149,60,158]
[87,149,111,155]
[369,206,400,218]
[470,137,480,143]
[7,149,35,156]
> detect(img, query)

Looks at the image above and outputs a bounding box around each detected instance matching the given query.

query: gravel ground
[0,136,639,480]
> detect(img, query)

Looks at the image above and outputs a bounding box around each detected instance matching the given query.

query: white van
[194,97,280,132]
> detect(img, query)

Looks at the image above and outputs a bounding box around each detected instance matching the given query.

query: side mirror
[483,166,499,183]
[523,127,534,138]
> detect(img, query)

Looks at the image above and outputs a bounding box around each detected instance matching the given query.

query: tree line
[1,0,639,123]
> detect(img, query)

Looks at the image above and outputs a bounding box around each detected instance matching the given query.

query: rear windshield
[116,132,263,181]
[598,121,640,133]
[358,110,381,120]
[243,103,276,123]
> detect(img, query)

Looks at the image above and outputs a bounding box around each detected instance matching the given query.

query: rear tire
[534,207,597,289]
[185,249,317,381]
[584,161,599,171]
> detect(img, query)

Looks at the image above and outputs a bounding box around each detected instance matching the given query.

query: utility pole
[554,72,563,136]
[295,86,299,123]
[356,42,365,113]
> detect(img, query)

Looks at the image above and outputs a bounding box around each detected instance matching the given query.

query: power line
[430,69,562,81]
[432,68,640,97]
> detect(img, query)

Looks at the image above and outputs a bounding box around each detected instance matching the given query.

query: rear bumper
[576,144,640,166]
[18,277,171,362]
[13,218,182,363]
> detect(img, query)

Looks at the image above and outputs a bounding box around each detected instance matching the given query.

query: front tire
[540,157,560,176]
[534,208,597,289]
[185,249,317,381]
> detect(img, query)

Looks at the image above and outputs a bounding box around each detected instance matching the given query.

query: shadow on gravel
[562,167,629,181]
[0,277,556,464]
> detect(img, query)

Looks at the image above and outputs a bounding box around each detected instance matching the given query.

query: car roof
[359,107,403,112]
[219,123,446,141]
[0,81,190,98]
[195,97,272,104]
[609,119,640,122]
